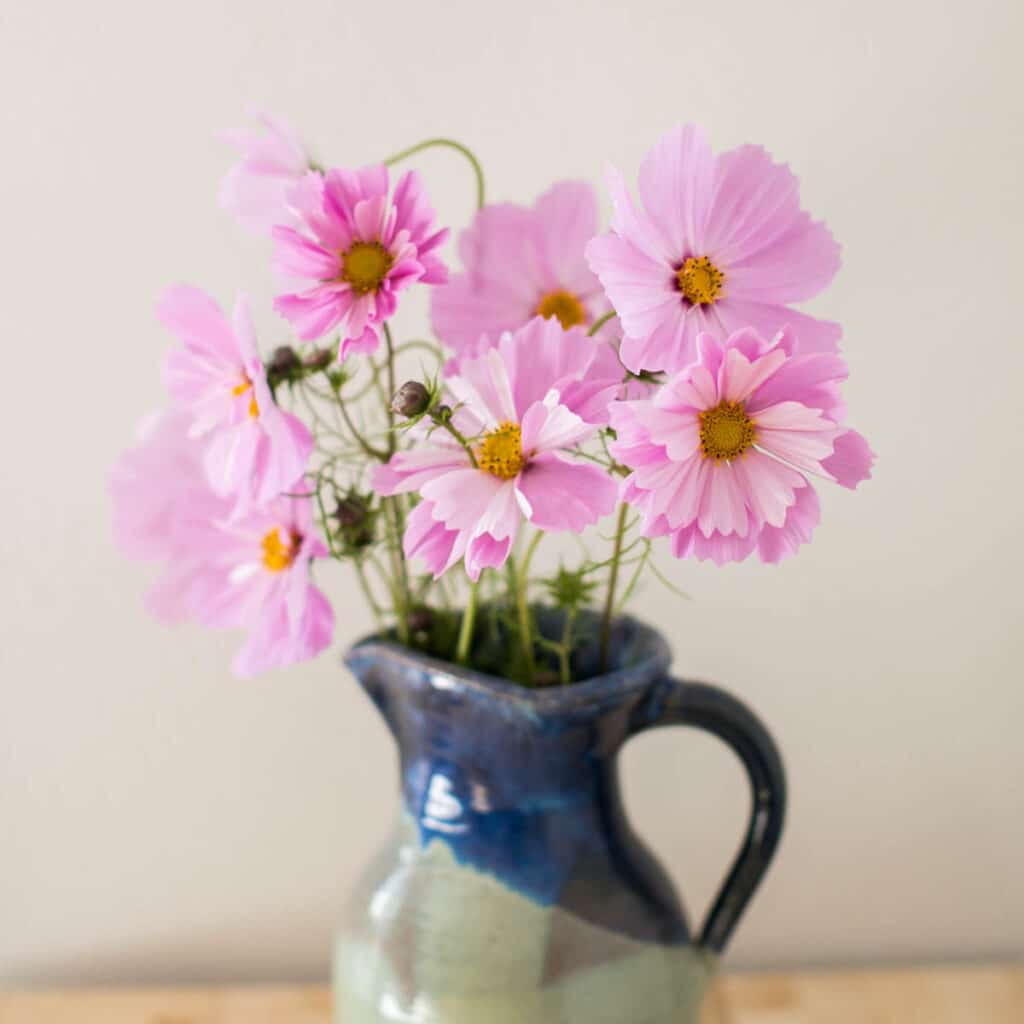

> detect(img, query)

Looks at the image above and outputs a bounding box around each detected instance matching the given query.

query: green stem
[588,310,617,337]
[455,578,479,665]
[312,474,343,562]
[336,395,388,461]
[394,339,446,360]
[383,323,398,456]
[354,557,385,626]
[516,531,543,685]
[385,497,411,645]
[599,503,630,674]
[434,415,479,467]
[379,322,414,643]
[558,609,575,686]
[382,138,486,209]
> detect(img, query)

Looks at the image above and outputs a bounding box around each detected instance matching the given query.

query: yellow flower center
[341,241,393,294]
[232,378,259,418]
[261,528,298,572]
[699,401,755,461]
[535,289,587,329]
[677,256,724,306]
[476,421,525,480]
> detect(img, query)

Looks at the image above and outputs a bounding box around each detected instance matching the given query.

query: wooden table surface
[2,966,1021,1023]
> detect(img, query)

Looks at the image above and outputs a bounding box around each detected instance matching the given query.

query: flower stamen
[476,421,525,479]
[232,378,259,418]
[677,256,724,306]
[535,289,587,329]
[340,241,393,295]
[699,401,755,461]
[261,527,300,572]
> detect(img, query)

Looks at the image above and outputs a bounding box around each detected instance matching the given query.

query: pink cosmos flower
[219,110,313,235]
[372,317,619,581]
[431,181,617,358]
[111,411,333,677]
[190,490,335,678]
[586,124,841,375]
[609,327,873,565]
[159,285,313,513]
[271,165,448,358]
[110,408,231,624]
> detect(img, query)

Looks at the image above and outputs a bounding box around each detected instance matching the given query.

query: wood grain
[1,966,1021,1023]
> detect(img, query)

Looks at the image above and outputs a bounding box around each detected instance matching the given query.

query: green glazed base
[334,818,715,1024]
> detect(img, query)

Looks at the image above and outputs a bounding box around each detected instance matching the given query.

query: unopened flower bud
[304,349,333,371]
[267,345,301,376]
[391,381,431,418]
[434,404,453,423]
[334,495,369,528]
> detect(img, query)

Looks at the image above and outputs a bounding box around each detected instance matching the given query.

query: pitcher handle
[631,676,787,953]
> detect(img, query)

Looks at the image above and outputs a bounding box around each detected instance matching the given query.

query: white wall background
[2,0,1022,986]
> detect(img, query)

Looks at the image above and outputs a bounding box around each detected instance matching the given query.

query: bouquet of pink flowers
[112,115,873,684]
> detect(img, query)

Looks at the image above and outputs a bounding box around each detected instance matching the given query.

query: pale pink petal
[519,399,593,454]
[720,346,788,404]
[252,405,313,504]
[603,165,674,264]
[432,203,539,352]
[755,428,836,476]
[232,576,334,677]
[707,145,840,301]
[822,429,874,489]
[697,462,750,538]
[713,298,842,355]
[471,479,522,541]
[447,347,518,426]
[202,420,263,501]
[731,450,805,529]
[668,520,758,565]
[515,454,617,533]
[532,181,598,284]
[338,324,381,361]
[143,558,207,625]
[272,226,339,280]
[638,123,715,256]
[420,468,505,531]
[753,400,833,432]
[403,501,466,578]
[157,285,238,364]
[465,533,513,582]
[219,110,309,234]
[619,303,709,376]
[745,351,848,416]
[586,232,679,366]
[756,484,820,563]
[372,447,467,496]
[274,287,347,342]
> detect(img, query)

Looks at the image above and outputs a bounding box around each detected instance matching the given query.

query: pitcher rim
[344,613,672,713]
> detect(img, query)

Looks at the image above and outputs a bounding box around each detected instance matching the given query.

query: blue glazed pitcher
[335,614,785,1023]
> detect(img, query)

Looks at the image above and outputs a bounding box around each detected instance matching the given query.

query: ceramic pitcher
[335,615,785,1023]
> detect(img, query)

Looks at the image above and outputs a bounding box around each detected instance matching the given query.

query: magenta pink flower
[587,124,841,375]
[271,165,448,358]
[189,491,334,677]
[432,181,617,359]
[609,327,873,565]
[219,110,312,235]
[109,408,232,624]
[372,317,619,580]
[159,285,313,513]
